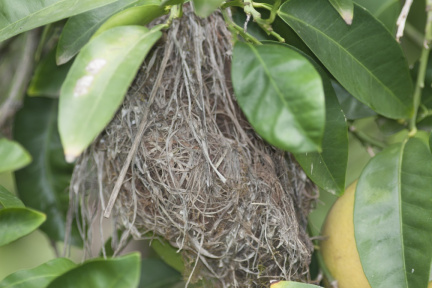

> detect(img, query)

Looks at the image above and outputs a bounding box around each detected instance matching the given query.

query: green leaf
[13,97,79,245]
[92,1,167,38]
[161,0,184,6]
[375,116,406,136]
[278,0,413,119]
[354,138,432,288]
[0,138,31,173]
[354,0,400,33]
[332,81,376,120]
[295,68,348,195]
[151,237,185,273]
[0,258,76,288]
[232,42,325,153]
[139,258,182,288]
[328,0,354,25]
[28,48,72,97]
[0,0,118,42]
[59,26,161,161]
[0,207,46,246]
[192,0,224,18]
[57,0,166,65]
[429,132,432,153]
[269,280,323,288]
[47,253,140,288]
[0,185,24,208]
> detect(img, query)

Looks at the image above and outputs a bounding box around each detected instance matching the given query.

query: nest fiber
[70,8,316,287]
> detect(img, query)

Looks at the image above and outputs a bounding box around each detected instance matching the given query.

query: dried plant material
[69,7,317,287]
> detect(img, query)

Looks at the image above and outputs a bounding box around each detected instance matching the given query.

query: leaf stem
[221,8,262,45]
[409,1,432,135]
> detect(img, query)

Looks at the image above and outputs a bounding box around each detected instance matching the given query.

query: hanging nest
[70,7,317,287]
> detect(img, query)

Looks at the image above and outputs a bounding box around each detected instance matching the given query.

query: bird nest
[69,7,317,287]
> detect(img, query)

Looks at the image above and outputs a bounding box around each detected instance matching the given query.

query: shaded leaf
[151,237,184,273]
[270,280,323,288]
[0,0,118,42]
[192,0,224,18]
[354,0,400,33]
[375,116,406,136]
[278,0,413,119]
[28,48,72,97]
[232,42,325,153]
[355,138,432,288]
[0,138,31,173]
[328,0,354,24]
[430,132,432,153]
[0,258,76,288]
[332,81,376,120]
[59,26,161,161]
[13,97,79,245]
[47,253,140,288]
[161,0,185,6]
[139,258,182,288]
[57,0,166,64]
[0,185,24,208]
[295,69,348,195]
[0,207,46,246]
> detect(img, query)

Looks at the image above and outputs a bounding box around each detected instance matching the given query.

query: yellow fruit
[320,181,432,288]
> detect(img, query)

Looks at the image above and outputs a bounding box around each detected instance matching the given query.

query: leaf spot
[86,58,107,74]
[74,75,94,97]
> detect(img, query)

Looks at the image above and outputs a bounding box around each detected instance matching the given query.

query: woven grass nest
[70,7,317,287]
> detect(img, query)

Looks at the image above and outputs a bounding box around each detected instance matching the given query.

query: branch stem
[409,1,432,134]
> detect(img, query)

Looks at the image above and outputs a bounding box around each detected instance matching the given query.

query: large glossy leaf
[328,0,354,24]
[0,0,117,42]
[270,281,323,288]
[232,42,325,153]
[0,185,24,208]
[354,0,400,33]
[278,0,413,119]
[56,0,165,65]
[332,81,376,120]
[354,138,432,288]
[13,97,79,244]
[0,207,46,246]
[0,258,76,288]
[47,253,140,288]
[59,26,161,162]
[28,48,72,97]
[192,0,224,18]
[295,68,348,195]
[0,138,31,173]
[139,258,182,288]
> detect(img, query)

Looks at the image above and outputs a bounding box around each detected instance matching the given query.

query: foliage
[0,0,431,287]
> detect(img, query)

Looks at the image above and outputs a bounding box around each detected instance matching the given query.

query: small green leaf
[0,258,76,288]
[28,48,72,97]
[192,0,224,18]
[0,185,24,208]
[0,207,46,246]
[270,280,323,288]
[0,138,31,173]
[151,237,185,273]
[355,138,432,288]
[139,258,182,288]
[59,26,161,161]
[278,0,413,119]
[57,0,166,64]
[47,253,140,288]
[232,42,325,153]
[13,97,79,245]
[328,0,354,24]
[332,81,376,120]
[0,0,118,42]
[295,68,348,195]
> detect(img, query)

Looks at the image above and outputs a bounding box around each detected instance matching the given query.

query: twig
[104,41,174,218]
[409,0,432,135]
[396,0,413,42]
